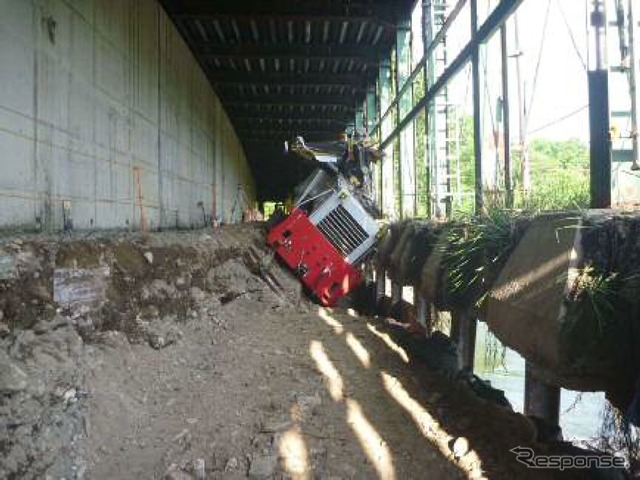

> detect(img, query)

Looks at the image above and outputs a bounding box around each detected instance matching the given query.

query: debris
[248,455,277,479]
[189,287,206,303]
[62,388,78,404]
[0,361,28,394]
[143,252,154,264]
[143,318,183,350]
[296,392,322,417]
[164,463,193,480]
[224,457,239,472]
[193,458,206,480]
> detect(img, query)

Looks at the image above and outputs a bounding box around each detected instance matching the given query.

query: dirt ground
[0,227,619,479]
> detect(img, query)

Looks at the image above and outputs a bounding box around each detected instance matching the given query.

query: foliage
[441,209,525,308]
[569,265,621,332]
[417,111,592,216]
[521,138,590,211]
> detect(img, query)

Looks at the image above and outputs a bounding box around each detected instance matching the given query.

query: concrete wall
[0,0,255,231]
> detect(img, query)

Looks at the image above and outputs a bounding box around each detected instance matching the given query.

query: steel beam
[229,112,352,122]
[221,95,356,107]
[218,81,368,91]
[208,71,370,86]
[194,43,381,63]
[236,129,343,140]
[166,0,412,23]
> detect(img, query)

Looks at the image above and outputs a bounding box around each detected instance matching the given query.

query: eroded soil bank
[0,226,619,479]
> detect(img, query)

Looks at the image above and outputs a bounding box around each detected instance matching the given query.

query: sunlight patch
[346,398,396,479]
[318,307,345,334]
[346,332,371,368]
[309,340,344,400]
[279,427,309,479]
[366,323,409,363]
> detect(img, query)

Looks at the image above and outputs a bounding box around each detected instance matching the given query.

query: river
[473,322,607,441]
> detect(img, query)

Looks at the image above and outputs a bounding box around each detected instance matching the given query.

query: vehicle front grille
[317,205,369,258]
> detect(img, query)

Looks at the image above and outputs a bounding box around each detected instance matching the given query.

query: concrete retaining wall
[0,0,255,231]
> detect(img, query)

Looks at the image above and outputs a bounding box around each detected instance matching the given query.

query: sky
[506,0,590,141]
[411,0,597,142]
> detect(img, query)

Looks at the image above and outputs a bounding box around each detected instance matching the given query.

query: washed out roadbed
[0,226,595,479]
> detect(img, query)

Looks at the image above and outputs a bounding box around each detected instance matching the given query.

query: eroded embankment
[0,226,301,479]
[0,224,628,479]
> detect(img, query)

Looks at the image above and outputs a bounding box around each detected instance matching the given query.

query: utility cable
[525,0,553,138]
[527,104,589,135]
[556,0,588,72]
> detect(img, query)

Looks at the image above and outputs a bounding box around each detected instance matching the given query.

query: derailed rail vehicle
[267,136,383,307]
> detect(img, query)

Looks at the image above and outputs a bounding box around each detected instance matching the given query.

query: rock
[143,252,154,264]
[248,455,277,479]
[261,419,293,433]
[0,361,29,393]
[296,393,322,416]
[141,280,178,302]
[141,305,160,319]
[451,437,470,459]
[144,318,183,349]
[176,274,192,288]
[193,459,206,480]
[164,463,193,480]
[224,457,239,471]
[189,287,207,303]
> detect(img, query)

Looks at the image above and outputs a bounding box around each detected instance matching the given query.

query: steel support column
[355,103,365,135]
[391,282,403,305]
[589,0,612,208]
[379,55,395,217]
[366,86,378,134]
[415,291,431,335]
[376,268,386,302]
[501,24,513,208]
[471,0,484,213]
[524,361,561,427]
[453,309,477,371]
[397,19,416,218]
[423,0,437,217]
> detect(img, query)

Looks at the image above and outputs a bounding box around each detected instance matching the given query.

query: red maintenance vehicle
[267,136,383,307]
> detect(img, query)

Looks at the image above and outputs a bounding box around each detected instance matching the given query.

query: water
[473,322,607,441]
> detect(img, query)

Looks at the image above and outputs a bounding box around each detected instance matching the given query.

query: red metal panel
[267,208,362,306]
